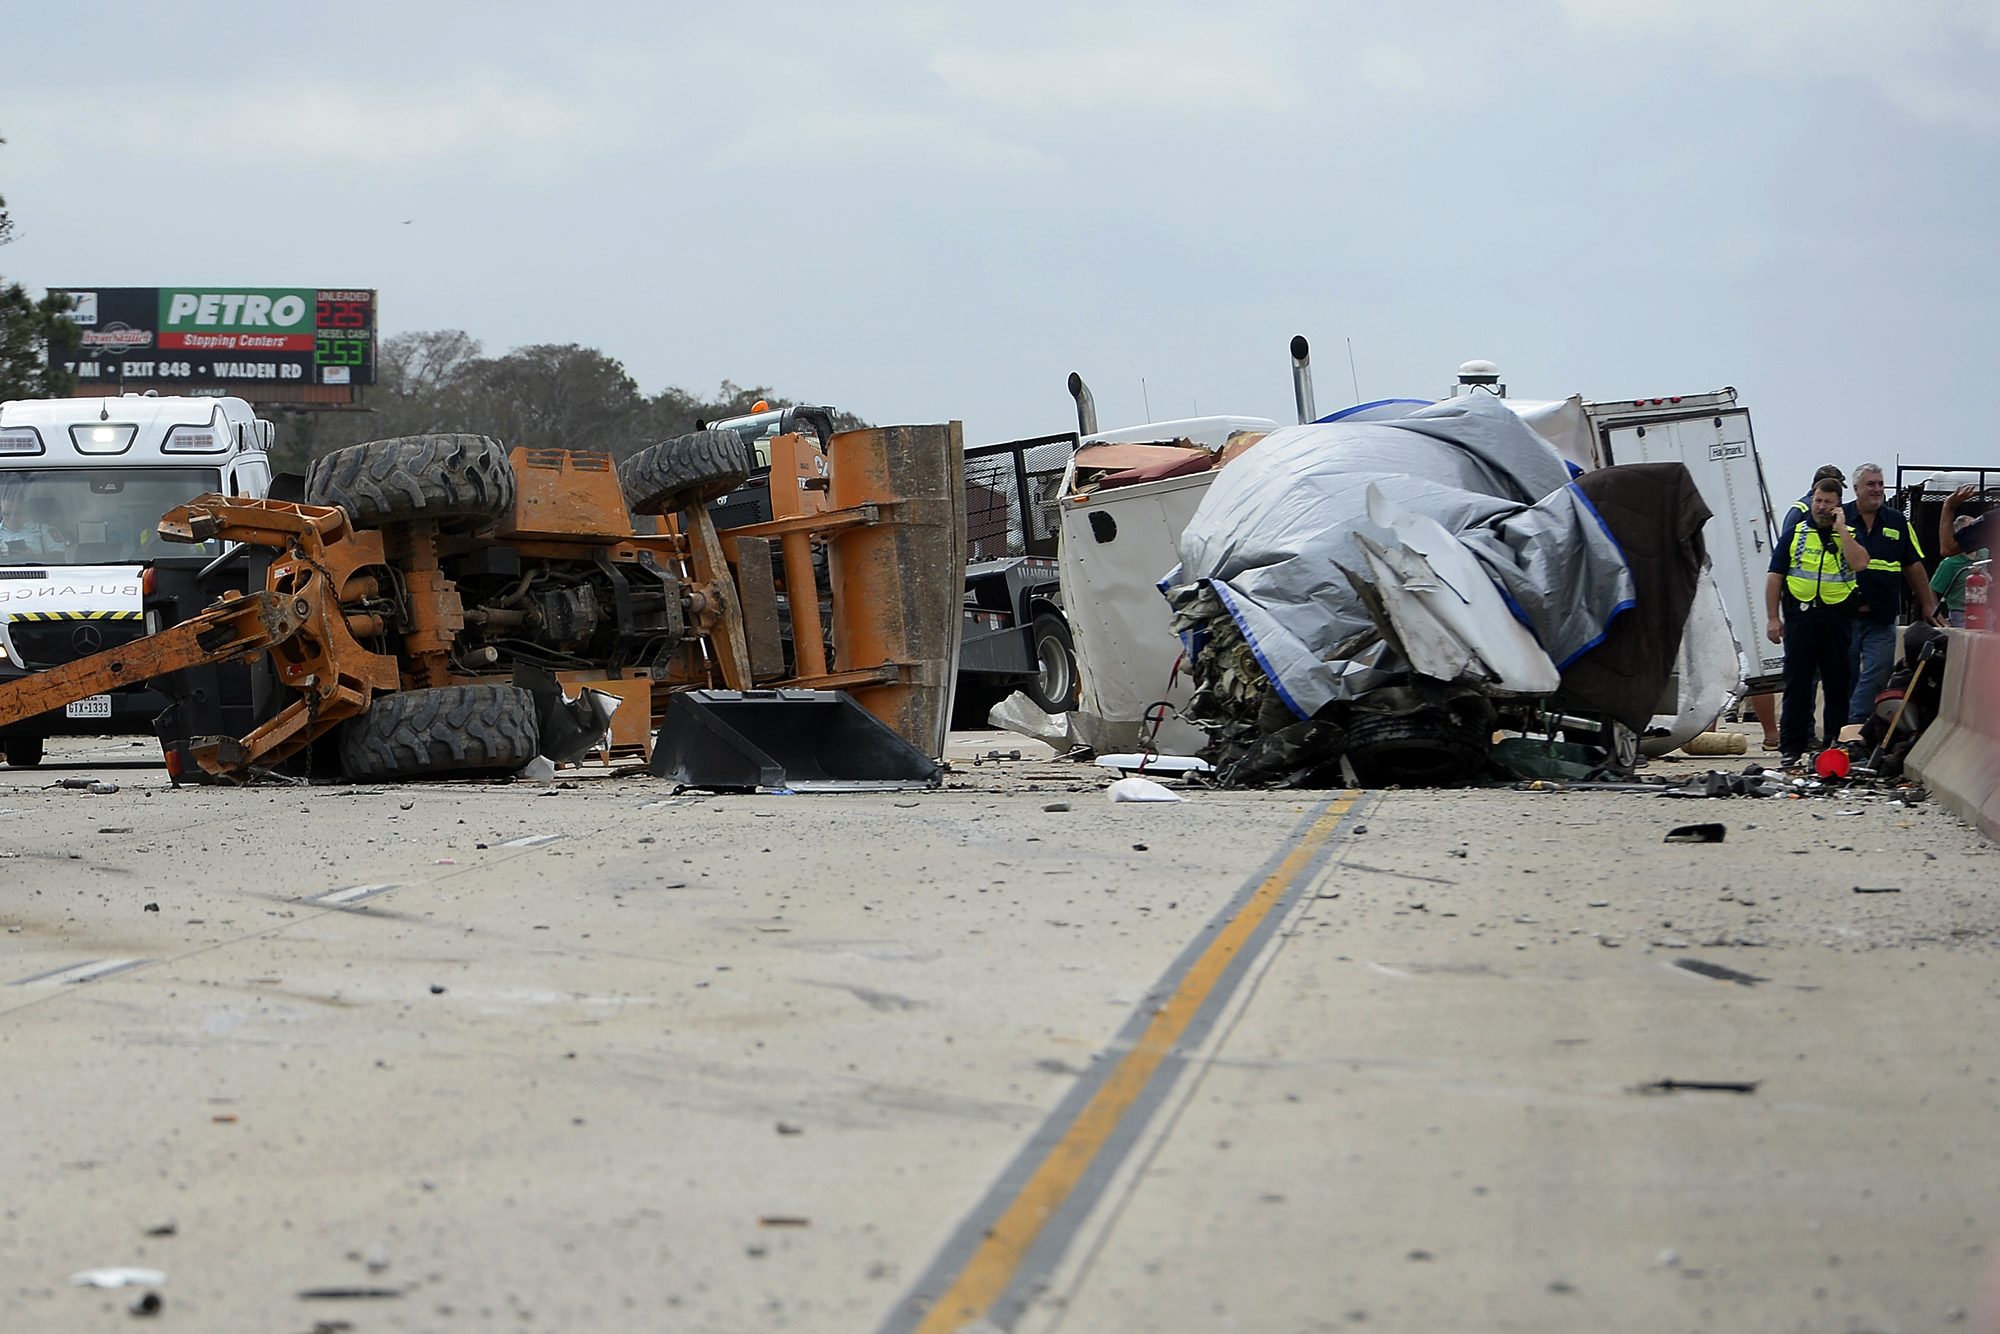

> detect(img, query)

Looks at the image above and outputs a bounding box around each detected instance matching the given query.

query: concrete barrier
[1907,628,2000,842]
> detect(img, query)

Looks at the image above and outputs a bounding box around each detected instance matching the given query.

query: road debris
[1635,1078,1760,1095]
[1853,886,1904,894]
[1096,754,1212,776]
[1663,823,1725,844]
[1674,958,1766,986]
[296,1287,403,1300]
[1108,776,1181,803]
[70,1268,166,1288]
[128,1291,163,1316]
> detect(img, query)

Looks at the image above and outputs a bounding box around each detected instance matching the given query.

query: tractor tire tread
[619,430,753,515]
[339,684,539,781]
[307,434,516,529]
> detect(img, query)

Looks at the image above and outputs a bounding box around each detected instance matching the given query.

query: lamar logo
[164,294,307,328]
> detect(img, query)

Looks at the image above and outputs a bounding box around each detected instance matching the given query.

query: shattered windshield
[0,468,222,565]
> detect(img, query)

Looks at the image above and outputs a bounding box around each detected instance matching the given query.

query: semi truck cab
[0,393,274,765]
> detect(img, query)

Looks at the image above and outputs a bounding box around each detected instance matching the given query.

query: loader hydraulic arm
[0,494,402,781]
[0,591,307,736]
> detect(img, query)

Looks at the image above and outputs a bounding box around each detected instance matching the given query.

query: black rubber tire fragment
[338,684,540,781]
[619,430,754,515]
[307,434,517,530]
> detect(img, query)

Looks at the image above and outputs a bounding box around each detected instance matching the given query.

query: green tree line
[268,331,868,476]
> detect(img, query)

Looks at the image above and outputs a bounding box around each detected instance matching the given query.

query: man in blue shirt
[1842,463,1943,726]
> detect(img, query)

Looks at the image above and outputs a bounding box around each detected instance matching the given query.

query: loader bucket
[825,423,967,761]
[647,689,942,792]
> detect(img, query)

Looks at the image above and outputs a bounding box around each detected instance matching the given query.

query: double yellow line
[905,795,1357,1333]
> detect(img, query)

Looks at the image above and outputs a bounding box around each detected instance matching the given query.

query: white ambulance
[0,394,274,766]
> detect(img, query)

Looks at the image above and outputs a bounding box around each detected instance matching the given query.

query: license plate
[66,694,113,719]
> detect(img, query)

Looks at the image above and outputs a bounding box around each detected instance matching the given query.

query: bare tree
[468,343,643,452]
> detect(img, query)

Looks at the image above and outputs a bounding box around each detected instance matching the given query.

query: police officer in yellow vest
[1765,476,1871,765]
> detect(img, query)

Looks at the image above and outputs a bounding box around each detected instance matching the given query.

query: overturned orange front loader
[0,423,965,783]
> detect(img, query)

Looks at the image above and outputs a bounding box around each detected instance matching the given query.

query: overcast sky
[4,1,1996,492]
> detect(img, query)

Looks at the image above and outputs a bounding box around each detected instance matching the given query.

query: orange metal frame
[0,434,963,780]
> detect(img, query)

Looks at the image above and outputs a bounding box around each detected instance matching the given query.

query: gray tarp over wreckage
[1165,393,1636,719]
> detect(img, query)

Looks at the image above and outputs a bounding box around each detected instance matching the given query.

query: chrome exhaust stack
[1290,335,1316,425]
[1067,372,1098,437]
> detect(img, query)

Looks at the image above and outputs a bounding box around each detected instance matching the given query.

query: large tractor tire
[619,430,753,515]
[1345,710,1489,788]
[339,684,540,782]
[1024,613,1080,714]
[307,434,516,531]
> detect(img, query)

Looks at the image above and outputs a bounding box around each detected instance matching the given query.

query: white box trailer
[1579,389,1782,693]
[1055,415,1276,754]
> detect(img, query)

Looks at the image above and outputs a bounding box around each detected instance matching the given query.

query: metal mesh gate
[963,432,1078,562]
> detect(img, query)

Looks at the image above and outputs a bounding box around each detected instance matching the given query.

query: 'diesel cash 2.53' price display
[312,291,376,386]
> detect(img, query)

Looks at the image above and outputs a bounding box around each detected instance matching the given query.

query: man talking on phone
[1766,475,1870,767]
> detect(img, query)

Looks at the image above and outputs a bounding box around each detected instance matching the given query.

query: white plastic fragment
[516,755,557,782]
[987,691,1071,746]
[1107,776,1181,803]
[70,1268,166,1289]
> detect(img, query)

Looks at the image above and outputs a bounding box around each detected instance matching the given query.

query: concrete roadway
[2,731,1998,1333]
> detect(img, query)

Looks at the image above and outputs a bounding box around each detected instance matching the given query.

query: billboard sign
[51,287,376,389]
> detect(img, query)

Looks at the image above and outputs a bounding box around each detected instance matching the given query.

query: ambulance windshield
[0,468,223,564]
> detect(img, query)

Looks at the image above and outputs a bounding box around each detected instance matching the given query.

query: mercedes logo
[71,623,104,655]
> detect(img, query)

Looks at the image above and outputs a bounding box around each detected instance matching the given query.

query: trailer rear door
[1603,409,1782,691]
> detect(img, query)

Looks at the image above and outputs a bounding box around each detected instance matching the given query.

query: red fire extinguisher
[1966,562,1990,630]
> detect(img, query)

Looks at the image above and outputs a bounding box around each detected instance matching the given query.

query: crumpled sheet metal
[1169,394,1635,719]
[1349,487,1561,695]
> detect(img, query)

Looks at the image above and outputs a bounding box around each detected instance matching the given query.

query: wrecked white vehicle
[1160,393,1720,787]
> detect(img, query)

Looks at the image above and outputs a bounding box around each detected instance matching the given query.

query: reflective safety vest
[1786,524,1857,605]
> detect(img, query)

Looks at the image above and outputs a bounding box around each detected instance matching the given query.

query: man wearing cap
[1777,465,1847,537]
[1842,463,1942,726]
[1766,476,1869,765]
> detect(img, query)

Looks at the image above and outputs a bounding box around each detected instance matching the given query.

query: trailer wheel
[3,735,43,767]
[339,684,540,781]
[307,434,517,531]
[619,430,754,515]
[1025,613,1079,714]
[1344,710,1488,788]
